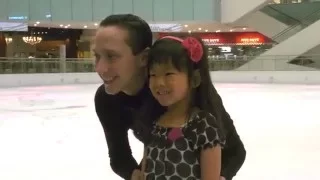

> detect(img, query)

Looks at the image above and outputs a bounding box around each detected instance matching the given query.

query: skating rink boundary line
[0,71,319,88]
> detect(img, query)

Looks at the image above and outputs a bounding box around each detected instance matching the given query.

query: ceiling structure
[26,21,255,33]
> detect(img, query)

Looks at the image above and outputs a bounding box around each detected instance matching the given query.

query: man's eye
[94,54,100,61]
[105,54,118,61]
[166,73,175,76]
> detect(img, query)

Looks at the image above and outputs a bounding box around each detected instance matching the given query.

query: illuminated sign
[240,38,260,43]
[159,32,270,45]
[149,24,182,32]
[219,46,231,52]
[0,22,28,31]
[202,38,220,44]
[8,16,28,20]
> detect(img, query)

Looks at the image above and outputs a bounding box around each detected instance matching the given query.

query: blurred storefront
[158,32,275,60]
[0,27,82,59]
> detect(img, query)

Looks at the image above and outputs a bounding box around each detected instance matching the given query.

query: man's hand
[131,169,144,180]
[220,176,226,180]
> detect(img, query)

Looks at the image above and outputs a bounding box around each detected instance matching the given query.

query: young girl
[140,36,226,180]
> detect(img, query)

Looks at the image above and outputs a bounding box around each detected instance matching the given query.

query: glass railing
[260,5,301,25]
[271,2,320,23]
[0,58,95,74]
[272,6,320,42]
[252,5,320,58]
[0,56,319,73]
[272,0,320,4]
[234,55,320,71]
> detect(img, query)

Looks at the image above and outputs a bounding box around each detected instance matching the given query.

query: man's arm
[221,120,246,179]
[94,85,139,180]
[105,127,139,180]
[220,108,246,180]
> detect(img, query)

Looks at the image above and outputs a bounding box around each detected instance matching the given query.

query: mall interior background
[1,0,320,72]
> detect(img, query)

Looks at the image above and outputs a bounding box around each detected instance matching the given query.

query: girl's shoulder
[187,108,217,126]
[184,109,226,150]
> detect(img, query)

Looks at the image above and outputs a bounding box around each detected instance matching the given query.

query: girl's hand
[131,169,144,180]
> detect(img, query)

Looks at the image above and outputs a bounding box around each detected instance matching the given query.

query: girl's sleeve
[185,111,226,150]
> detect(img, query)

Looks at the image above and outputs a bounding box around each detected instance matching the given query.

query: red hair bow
[160,36,203,63]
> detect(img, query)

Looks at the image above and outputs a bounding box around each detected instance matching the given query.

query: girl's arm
[201,145,222,180]
[187,111,225,180]
[140,147,147,180]
[131,147,147,180]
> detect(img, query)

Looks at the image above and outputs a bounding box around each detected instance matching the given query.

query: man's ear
[139,48,150,66]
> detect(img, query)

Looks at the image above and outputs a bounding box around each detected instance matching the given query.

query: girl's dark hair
[149,36,224,127]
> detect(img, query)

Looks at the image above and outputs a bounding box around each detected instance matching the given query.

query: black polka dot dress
[144,110,225,180]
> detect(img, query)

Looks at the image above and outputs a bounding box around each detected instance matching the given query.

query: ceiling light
[36,21,40,24]
[34,24,37,26]
[84,25,87,28]
[60,24,63,27]
[67,24,70,27]
[94,23,98,26]
[22,36,42,45]
[64,26,68,28]
[5,37,12,44]
[198,28,202,30]
[242,27,247,30]
[205,29,208,32]
[184,24,188,27]
[188,30,191,33]
[216,30,221,32]
[230,29,233,32]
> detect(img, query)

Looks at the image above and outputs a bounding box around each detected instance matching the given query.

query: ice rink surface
[0,83,319,180]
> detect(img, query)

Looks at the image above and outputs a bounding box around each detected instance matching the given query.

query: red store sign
[158,32,272,46]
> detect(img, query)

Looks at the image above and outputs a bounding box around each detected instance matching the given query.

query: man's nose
[95,59,110,73]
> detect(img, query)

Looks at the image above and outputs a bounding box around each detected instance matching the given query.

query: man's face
[93,26,144,95]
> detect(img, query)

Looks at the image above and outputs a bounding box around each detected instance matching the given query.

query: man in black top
[93,14,246,180]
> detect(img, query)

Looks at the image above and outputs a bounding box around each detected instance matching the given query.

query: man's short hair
[100,14,153,55]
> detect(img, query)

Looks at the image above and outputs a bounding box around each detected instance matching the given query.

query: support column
[59,45,66,73]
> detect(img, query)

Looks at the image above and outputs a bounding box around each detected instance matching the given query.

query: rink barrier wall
[0,71,319,88]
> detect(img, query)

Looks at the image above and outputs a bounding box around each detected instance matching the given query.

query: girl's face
[149,60,190,108]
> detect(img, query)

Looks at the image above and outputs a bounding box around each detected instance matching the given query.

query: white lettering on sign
[202,38,220,44]
[240,38,260,43]
[8,16,28,20]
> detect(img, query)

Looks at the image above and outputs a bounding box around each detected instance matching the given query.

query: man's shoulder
[94,84,128,130]
[94,84,121,105]
[94,84,125,117]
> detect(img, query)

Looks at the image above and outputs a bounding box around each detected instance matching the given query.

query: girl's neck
[167,92,192,116]
[159,96,191,127]
[167,101,188,117]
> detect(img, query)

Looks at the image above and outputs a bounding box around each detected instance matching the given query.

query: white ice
[0,83,319,180]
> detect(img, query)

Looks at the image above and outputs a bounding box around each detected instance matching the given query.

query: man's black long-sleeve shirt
[94,84,246,180]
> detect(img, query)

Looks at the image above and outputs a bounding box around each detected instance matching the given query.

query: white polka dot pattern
[144,110,225,180]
